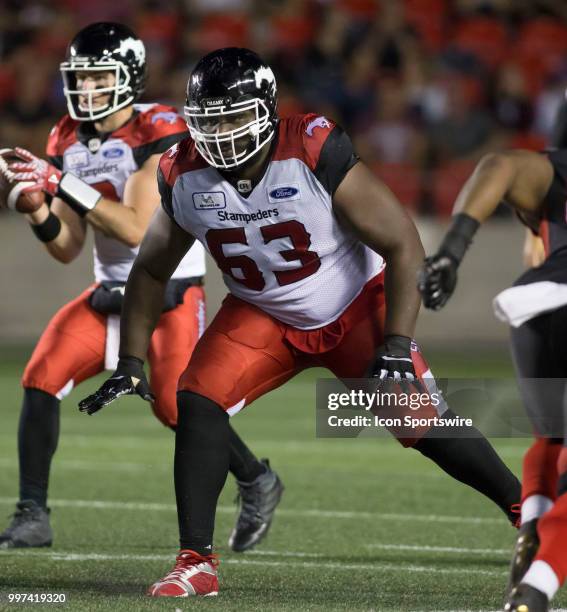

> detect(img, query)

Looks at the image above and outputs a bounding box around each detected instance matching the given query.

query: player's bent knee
[176,391,228,424]
[21,387,60,420]
[151,405,178,429]
[22,360,75,399]
[151,398,178,429]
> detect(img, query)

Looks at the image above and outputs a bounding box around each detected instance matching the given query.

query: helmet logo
[254,66,275,89]
[117,37,145,66]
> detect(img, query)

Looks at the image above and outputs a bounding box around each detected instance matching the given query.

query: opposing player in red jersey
[419,148,567,611]
[0,24,282,552]
[81,48,521,597]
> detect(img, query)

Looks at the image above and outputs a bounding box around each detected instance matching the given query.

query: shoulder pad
[46,115,79,157]
[158,136,206,188]
[273,114,336,170]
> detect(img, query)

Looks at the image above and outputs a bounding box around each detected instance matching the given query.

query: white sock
[521,495,553,524]
[522,560,560,601]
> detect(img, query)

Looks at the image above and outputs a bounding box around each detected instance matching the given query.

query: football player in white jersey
[0,25,282,552]
[81,47,521,597]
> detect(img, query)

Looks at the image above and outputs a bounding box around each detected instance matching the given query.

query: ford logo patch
[102,147,124,159]
[269,187,298,199]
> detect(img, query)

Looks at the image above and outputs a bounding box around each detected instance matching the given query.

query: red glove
[0,148,45,213]
[8,147,62,198]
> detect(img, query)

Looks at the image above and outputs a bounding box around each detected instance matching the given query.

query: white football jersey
[159,114,383,330]
[47,103,205,282]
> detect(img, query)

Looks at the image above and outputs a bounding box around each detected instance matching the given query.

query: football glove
[0,148,44,213]
[370,335,419,383]
[7,147,61,198]
[418,213,480,311]
[417,253,458,311]
[78,356,155,415]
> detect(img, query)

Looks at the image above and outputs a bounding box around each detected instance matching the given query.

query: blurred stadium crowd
[1,0,567,215]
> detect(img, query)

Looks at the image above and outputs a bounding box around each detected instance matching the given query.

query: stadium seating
[404,0,447,51]
[509,131,546,152]
[512,18,567,95]
[431,160,476,217]
[197,13,250,52]
[450,17,508,69]
[372,161,422,213]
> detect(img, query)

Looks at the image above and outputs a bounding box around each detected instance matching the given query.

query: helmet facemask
[184,97,275,170]
[60,59,134,121]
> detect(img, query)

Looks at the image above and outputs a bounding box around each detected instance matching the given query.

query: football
[0,148,43,213]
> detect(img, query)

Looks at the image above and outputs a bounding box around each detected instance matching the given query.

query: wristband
[30,211,62,243]
[439,213,480,264]
[116,355,145,376]
[384,334,412,356]
[57,172,101,217]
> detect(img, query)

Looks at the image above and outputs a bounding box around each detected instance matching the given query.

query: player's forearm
[119,260,167,360]
[26,203,84,263]
[86,198,148,248]
[382,239,423,339]
[453,153,517,223]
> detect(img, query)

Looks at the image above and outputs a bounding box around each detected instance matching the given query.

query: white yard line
[365,543,510,555]
[4,550,322,561]
[1,550,506,577]
[0,497,507,524]
[0,458,157,473]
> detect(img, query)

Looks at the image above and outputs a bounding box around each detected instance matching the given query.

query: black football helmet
[184,48,278,169]
[60,22,146,121]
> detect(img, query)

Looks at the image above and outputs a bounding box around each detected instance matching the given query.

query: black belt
[89,276,204,315]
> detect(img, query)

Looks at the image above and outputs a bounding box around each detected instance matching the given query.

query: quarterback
[81,47,521,597]
[0,24,282,553]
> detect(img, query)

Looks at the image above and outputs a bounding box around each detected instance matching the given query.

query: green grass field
[0,351,565,611]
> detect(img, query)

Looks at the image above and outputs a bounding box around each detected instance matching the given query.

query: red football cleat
[147,549,219,597]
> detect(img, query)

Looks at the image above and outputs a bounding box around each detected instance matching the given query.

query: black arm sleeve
[133,132,187,168]
[48,156,63,170]
[547,148,567,174]
[157,166,186,232]
[550,102,567,149]
[157,165,176,220]
[314,126,359,195]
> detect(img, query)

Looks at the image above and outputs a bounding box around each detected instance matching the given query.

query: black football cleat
[0,500,52,549]
[504,583,548,612]
[505,519,539,597]
[228,459,284,552]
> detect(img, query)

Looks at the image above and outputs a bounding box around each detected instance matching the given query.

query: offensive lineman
[81,48,521,597]
[0,24,282,553]
[419,145,567,610]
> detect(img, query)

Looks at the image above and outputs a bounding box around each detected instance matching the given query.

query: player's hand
[7,147,61,198]
[369,335,421,386]
[78,356,155,415]
[0,148,45,213]
[417,253,458,311]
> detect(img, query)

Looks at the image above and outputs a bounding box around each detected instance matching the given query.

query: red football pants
[179,273,438,446]
[22,284,205,428]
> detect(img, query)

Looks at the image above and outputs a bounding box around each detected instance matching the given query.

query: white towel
[493,281,567,328]
[104,314,121,370]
